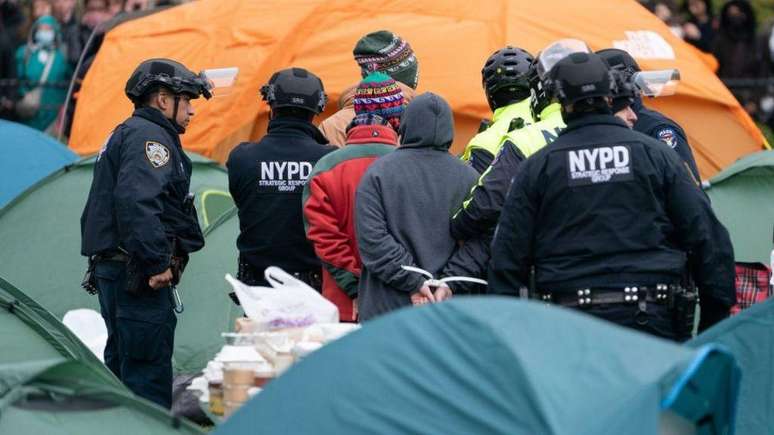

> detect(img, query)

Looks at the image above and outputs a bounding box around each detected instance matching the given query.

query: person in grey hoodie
[355,92,489,321]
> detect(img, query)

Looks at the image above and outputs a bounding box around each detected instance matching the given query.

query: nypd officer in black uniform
[81,58,210,408]
[489,50,736,340]
[227,68,334,292]
[597,48,702,182]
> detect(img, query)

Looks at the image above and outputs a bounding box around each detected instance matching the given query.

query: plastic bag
[226,266,339,330]
[62,308,108,361]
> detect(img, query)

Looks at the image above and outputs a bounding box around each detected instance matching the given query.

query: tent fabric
[0,360,205,434]
[689,298,774,435]
[0,278,204,434]
[217,298,739,435]
[70,0,766,179]
[0,154,234,374]
[703,150,774,264]
[174,210,242,373]
[0,120,78,208]
[0,276,117,395]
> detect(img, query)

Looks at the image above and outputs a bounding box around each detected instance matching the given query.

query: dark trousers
[583,303,687,342]
[95,261,177,409]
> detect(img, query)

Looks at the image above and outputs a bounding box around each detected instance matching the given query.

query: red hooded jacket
[302,124,397,321]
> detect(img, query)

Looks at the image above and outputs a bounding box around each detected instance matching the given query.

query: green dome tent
[0,275,114,394]
[689,298,774,435]
[218,298,740,435]
[0,277,203,434]
[174,210,242,373]
[0,361,204,435]
[0,153,235,374]
[703,150,774,264]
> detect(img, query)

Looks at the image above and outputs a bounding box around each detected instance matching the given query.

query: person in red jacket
[302,72,404,321]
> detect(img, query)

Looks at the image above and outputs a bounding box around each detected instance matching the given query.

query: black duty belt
[535,284,683,309]
[93,250,130,263]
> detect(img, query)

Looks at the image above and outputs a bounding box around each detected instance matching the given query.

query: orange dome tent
[70,0,767,179]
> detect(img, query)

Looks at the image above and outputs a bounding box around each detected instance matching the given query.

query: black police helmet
[481,46,534,111]
[260,67,327,114]
[609,69,640,112]
[125,58,212,103]
[548,52,616,106]
[596,48,641,79]
[597,49,641,112]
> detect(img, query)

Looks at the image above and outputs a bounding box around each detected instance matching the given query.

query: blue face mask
[35,29,55,46]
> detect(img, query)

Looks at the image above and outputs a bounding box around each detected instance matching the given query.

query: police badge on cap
[657,128,677,149]
[145,141,170,168]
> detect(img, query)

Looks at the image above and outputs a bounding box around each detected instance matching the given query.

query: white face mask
[35,29,55,46]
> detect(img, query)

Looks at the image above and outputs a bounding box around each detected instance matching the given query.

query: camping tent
[70,0,766,179]
[0,154,235,374]
[0,277,204,434]
[689,298,774,435]
[217,298,740,435]
[0,275,115,394]
[702,150,774,264]
[0,360,205,434]
[173,210,242,373]
[0,120,78,208]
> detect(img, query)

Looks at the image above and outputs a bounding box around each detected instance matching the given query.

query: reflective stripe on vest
[454,104,566,218]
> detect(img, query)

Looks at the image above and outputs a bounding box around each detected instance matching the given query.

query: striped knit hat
[353,72,405,130]
[353,30,419,89]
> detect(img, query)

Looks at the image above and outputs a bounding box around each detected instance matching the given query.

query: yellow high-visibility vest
[460,98,534,162]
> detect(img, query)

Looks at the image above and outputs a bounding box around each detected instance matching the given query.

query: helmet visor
[537,39,591,79]
[199,67,240,97]
[632,69,680,97]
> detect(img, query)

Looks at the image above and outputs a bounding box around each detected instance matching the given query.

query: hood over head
[398,92,454,150]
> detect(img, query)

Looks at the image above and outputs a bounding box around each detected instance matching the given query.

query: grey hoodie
[355,93,486,321]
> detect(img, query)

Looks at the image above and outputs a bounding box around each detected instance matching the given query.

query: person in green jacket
[460,46,535,173]
[15,15,72,132]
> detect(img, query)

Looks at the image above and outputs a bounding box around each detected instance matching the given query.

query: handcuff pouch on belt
[671,286,698,338]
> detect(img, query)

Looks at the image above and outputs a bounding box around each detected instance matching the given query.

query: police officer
[461,46,535,173]
[489,50,736,340]
[597,48,702,182]
[81,58,210,408]
[451,42,574,241]
[452,40,644,243]
[227,68,334,291]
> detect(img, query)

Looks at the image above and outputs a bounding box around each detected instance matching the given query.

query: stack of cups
[223,362,256,418]
[254,365,275,389]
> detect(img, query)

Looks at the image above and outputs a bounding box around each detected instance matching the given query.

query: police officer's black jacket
[633,98,701,182]
[489,113,735,310]
[227,117,334,276]
[81,107,205,276]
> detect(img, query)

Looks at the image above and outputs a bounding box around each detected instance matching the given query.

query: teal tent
[0,120,78,207]
[0,276,204,434]
[689,298,774,435]
[217,298,740,435]
[0,154,235,373]
[703,150,774,264]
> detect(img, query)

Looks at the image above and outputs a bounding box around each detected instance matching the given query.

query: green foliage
[757,121,774,145]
